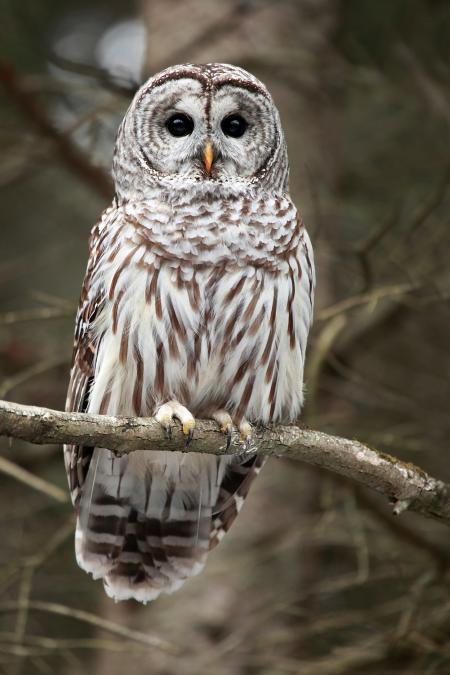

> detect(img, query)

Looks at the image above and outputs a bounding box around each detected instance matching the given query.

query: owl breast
[86,196,314,425]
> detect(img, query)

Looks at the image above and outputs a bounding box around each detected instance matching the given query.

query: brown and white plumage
[65,63,315,603]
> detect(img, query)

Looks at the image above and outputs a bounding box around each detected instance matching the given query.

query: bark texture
[0,398,448,526]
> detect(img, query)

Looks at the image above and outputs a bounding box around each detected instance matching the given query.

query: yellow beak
[203,141,214,175]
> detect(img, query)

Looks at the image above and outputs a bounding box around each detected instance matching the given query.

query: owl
[64,63,315,603]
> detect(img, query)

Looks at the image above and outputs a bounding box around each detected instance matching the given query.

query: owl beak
[203,141,214,175]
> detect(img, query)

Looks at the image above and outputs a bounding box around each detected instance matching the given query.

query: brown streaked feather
[98,378,113,415]
[209,455,266,550]
[236,375,256,420]
[261,286,278,365]
[112,288,125,334]
[132,340,144,415]
[109,248,137,300]
[155,339,165,394]
[242,291,259,323]
[119,315,131,364]
[64,218,108,507]
[248,304,265,336]
[145,267,159,304]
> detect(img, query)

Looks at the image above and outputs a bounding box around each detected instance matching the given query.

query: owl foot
[238,419,253,452]
[210,410,233,450]
[209,410,253,452]
[155,400,195,446]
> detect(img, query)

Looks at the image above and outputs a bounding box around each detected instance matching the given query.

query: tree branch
[0,399,449,526]
[0,455,68,503]
[0,61,113,200]
[0,601,174,652]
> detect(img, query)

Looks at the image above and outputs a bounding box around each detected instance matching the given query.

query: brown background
[0,1,449,673]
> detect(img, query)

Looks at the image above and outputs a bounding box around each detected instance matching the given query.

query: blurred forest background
[0,0,449,673]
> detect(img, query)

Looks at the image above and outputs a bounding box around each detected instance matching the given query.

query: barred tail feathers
[76,449,228,602]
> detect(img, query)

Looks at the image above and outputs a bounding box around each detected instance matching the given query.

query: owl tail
[75,448,262,603]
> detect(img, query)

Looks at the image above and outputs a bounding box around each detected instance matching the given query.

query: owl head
[113,63,289,201]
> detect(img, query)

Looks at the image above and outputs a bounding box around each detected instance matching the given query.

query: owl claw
[210,411,254,452]
[225,426,233,451]
[240,435,253,453]
[209,410,234,449]
[238,420,254,454]
[155,401,195,444]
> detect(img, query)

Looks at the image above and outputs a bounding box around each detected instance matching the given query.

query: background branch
[0,455,68,503]
[0,61,113,200]
[0,398,448,526]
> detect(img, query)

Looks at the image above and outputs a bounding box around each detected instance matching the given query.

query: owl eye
[166,113,194,137]
[221,114,248,138]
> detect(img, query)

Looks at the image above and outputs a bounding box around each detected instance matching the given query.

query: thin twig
[0,456,68,503]
[49,54,139,97]
[0,518,73,599]
[317,282,419,322]
[0,356,69,399]
[23,518,74,570]
[0,307,74,326]
[354,486,450,569]
[0,633,150,653]
[13,566,33,675]
[30,291,75,310]
[353,202,403,292]
[0,61,113,200]
[0,602,175,653]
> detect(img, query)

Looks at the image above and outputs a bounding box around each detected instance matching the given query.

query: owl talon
[225,426,233,451]
[210,410,235,449]
[185,427,194,447]
[156,401,195,443]
[238,419,253,453]
[241,436,253,453]
[220,423,233,451]
[238,420,252,440]
[209,411,255,452]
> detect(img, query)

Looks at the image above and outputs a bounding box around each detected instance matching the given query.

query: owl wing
[297,225,315,338]
[209,454,266,549]
[64,211,110,507]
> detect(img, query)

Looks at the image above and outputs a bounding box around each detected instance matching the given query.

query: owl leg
[155,400,195,445]
[209,410,253,451]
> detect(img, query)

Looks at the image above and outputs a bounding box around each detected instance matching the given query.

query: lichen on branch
[0,398,449,526]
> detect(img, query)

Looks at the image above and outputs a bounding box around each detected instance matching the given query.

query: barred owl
[65,63,315,603]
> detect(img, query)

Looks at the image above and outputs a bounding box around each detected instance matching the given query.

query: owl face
[114,64,289,198]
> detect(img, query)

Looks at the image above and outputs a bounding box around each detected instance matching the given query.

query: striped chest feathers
[87,198,308,421]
